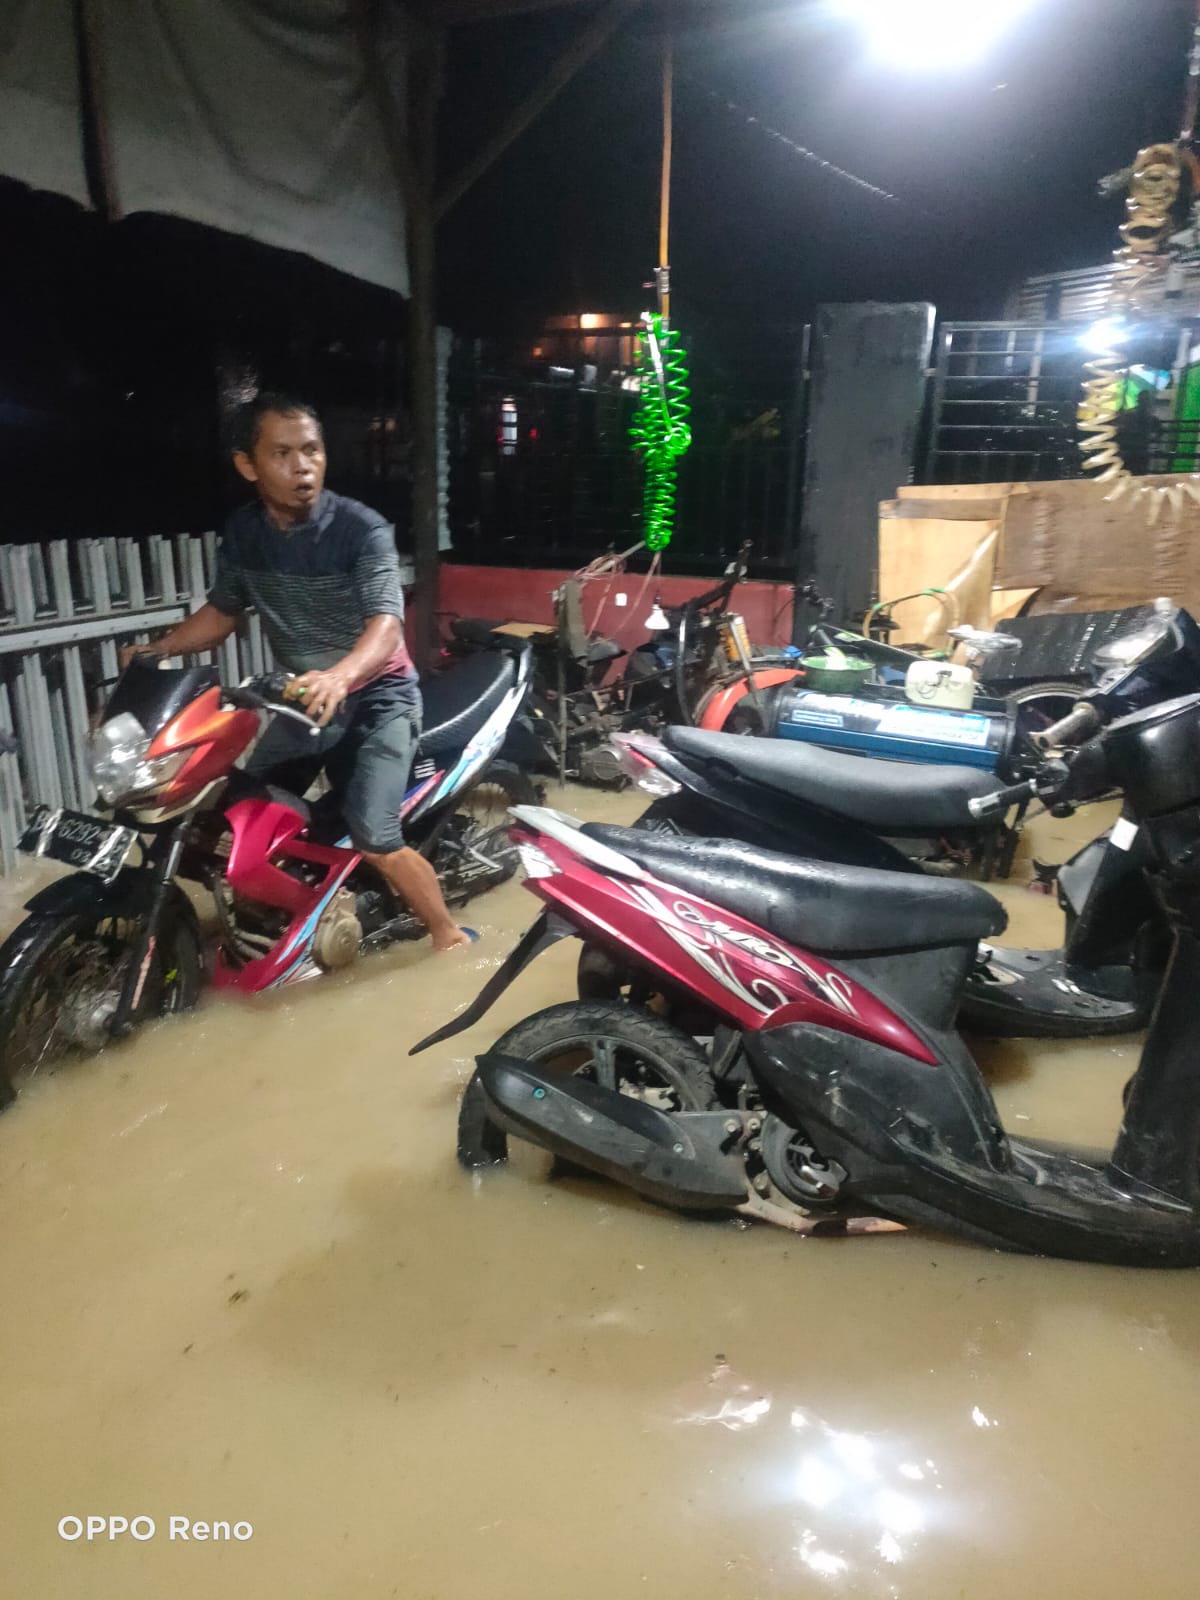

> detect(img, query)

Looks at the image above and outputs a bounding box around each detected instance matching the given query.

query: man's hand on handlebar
[226,676,324,735]
[285,666,352,728]
[118,642,164,671]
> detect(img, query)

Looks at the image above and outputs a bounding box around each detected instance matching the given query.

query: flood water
[1,786,1197,1599]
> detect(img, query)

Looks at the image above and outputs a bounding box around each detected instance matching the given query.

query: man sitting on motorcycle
[122,393,472,952]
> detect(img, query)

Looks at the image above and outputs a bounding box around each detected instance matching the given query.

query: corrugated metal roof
[1016,259,1200,322]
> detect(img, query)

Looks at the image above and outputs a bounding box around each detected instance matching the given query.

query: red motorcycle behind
[0,645,535,1107]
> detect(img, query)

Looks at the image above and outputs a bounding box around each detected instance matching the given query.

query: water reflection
[674,1372,953,1586]
[5,789,1200,1600]
[673,1358,774,1431]
[784,1408,942,1578]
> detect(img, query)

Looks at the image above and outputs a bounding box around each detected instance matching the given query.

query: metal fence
[922,323,1084,484]
[0,532,274,873]
[447,318,809,578]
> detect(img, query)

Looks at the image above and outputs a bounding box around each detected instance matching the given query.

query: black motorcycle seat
[581,823,1007,954]
[663,725,1004,831]
[451,617,506,646]
[418,650,517,759]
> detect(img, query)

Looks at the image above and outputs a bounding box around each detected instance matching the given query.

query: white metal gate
[0,533,275,873]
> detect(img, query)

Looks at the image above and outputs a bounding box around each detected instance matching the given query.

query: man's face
[234,409,327,522]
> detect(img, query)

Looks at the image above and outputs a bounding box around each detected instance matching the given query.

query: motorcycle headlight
[87,714,187,806]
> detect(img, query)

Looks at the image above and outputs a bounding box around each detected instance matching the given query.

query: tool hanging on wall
[629,20,692,552]
[1079,3,1200,518]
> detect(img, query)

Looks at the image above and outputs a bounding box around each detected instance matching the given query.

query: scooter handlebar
[968,757,1072,821]
[1030,701,1102,752]
[967,778,1040,821]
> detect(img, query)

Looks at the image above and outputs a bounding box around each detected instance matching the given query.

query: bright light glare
[878,1531,904,1564]
[876,1489,924,1537]
[1078,318,1131,356]
[841,0,1036,70]
[797,1455,845,1510]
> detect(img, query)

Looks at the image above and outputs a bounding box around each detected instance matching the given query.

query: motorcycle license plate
[18,806,138,884]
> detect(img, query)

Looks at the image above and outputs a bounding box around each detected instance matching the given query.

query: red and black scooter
[415,694,1200,1265]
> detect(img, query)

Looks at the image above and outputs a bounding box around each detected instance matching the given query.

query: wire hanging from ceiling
[687,79,903,207]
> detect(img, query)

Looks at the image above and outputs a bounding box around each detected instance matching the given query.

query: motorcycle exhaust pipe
[475,1054,749,1211]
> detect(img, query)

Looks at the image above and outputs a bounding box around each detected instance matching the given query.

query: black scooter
[427,696,1200,1265]
[604,607,1200,1039]
[742,698,1200,1265]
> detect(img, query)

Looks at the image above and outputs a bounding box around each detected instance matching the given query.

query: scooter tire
[458,998,719,1169]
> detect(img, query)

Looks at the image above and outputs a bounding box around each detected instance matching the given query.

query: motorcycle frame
[32,647,533,1025]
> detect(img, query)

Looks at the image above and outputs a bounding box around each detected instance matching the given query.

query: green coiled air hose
[629,311,692,552]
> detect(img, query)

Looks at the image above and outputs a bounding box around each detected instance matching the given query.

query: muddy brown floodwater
[0,784,1198,1599]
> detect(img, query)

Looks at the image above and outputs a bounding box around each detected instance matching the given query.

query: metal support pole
[657,25,673,325]
[784,321,810,585]
[356,5,445,672]
[408,30,444,672]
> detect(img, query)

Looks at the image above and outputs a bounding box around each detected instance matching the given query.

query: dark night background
[438,0,1196,327]
[0,0,1194,540]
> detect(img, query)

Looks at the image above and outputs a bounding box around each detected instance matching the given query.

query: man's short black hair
[233,392,322,456]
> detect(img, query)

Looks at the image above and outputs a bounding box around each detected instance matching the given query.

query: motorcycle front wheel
[1005,680,1082,763]
[0,893,202,1109]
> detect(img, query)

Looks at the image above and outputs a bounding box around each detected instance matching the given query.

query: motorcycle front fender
[22,868,201,944]
[22,863,153,918]
[409,911,567,1055]
[696,668,801,733]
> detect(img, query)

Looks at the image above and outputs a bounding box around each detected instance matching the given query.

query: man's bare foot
[432,925,476,952]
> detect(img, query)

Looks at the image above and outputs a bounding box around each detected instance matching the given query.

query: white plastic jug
[905,658,975,711]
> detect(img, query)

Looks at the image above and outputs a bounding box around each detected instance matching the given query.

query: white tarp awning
[0,0,409,295]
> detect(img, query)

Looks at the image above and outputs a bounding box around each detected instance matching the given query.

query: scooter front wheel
[458,999,718,1168]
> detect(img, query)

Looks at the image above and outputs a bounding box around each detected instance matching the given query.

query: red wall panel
[435,564,795,649]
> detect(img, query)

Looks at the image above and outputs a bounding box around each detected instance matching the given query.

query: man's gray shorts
[246,674,422,856]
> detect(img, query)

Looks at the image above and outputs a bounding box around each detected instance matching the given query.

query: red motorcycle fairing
[212,797,361,991]
[511,825,937,1065]
[144,687,260,813]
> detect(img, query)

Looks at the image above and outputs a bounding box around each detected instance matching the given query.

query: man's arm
[289,615,401,726]
[119,604,239,669]
[289,519,407,726]
[120,529,248,669]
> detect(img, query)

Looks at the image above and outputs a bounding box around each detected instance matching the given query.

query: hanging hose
[629,311,692,551]
[1078,143,1187,506]
[863,587,959,641]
